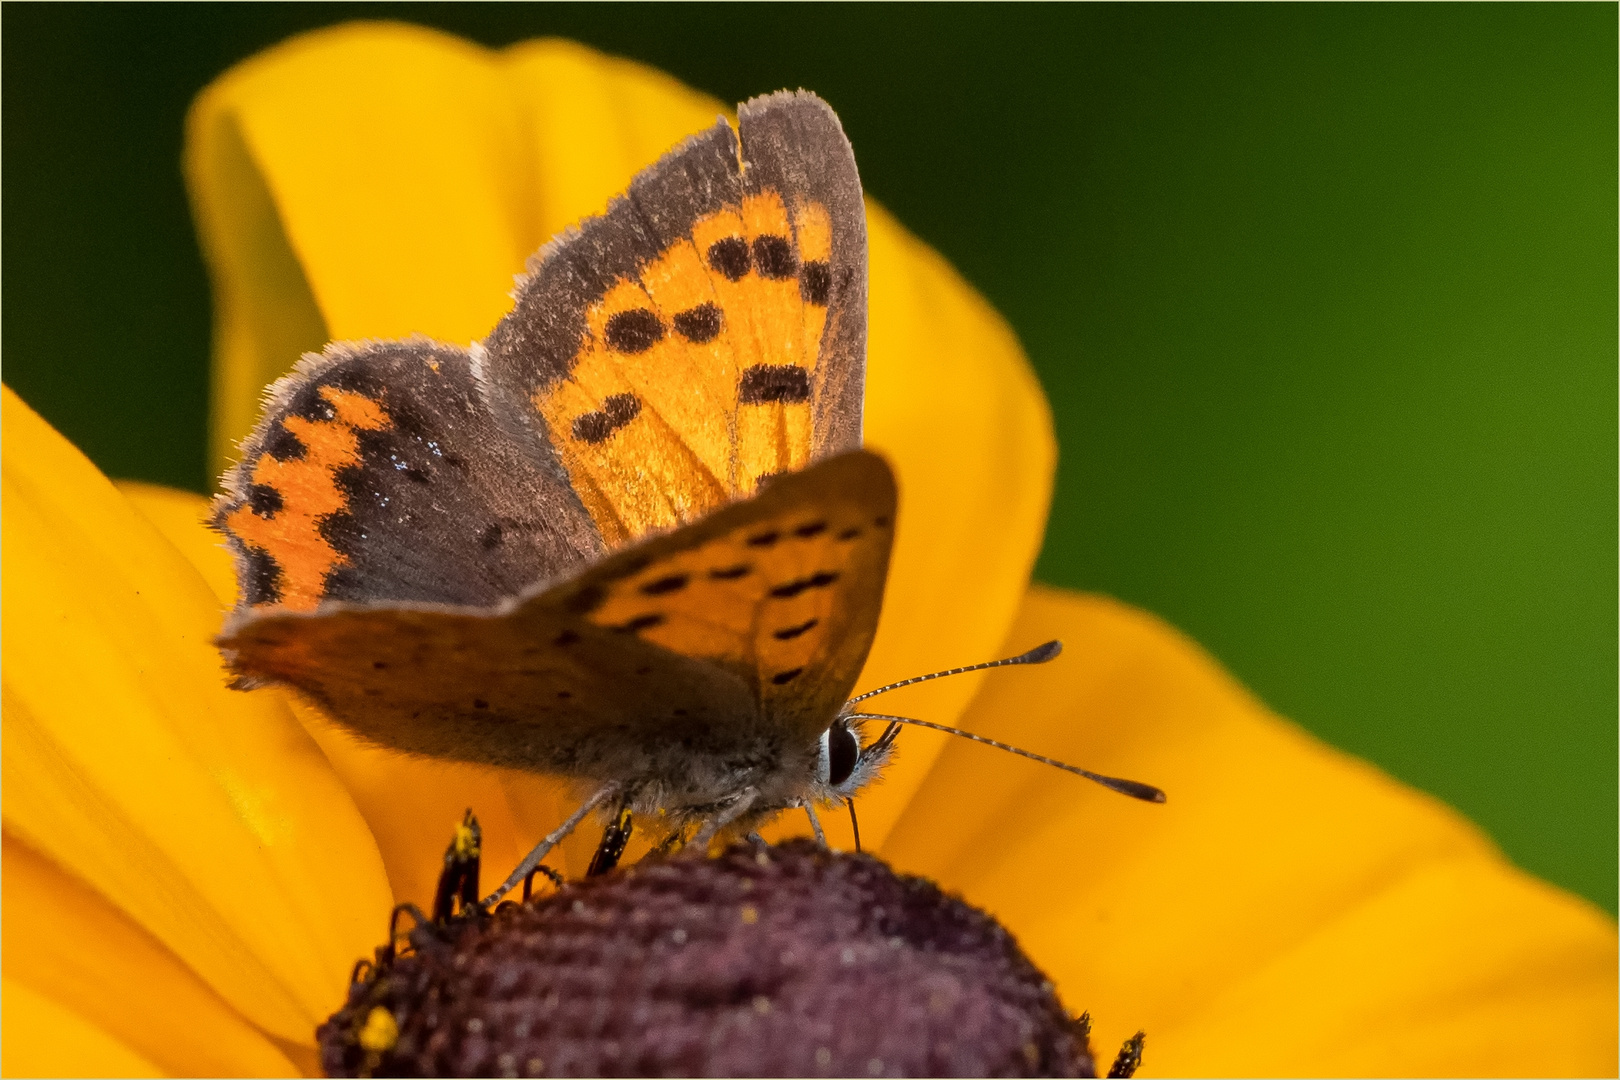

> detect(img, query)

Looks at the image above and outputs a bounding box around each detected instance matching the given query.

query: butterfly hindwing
[479,92,866,547]
[214,339,603,613]
[218,450,895,777]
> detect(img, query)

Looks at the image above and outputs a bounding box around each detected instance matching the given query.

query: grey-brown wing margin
[217,450,895,782]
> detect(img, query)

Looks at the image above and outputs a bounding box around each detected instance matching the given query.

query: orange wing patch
[534,274,729,548]
[730,191,813,491]
[222,386,389,611]
[581,488,890,727]
[533,192,838,548]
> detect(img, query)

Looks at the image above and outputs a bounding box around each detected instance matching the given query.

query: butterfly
[213,92,1161,904]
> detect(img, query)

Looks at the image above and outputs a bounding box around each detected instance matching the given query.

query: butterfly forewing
[480,92,866,546]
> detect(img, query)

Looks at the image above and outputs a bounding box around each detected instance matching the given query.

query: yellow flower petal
[2,832,299,1077]
[885,586,1618,1076]
[116,480,237,606]
[187,21,534,397]
[1,387,392,1043]
[1164,856,1618,1077]
[501,38,735,241]
[188,26,1051,855]
[1,976,163,1079]
[851,207,1054,848]
[290,697,588,908]
[186,22,539,473]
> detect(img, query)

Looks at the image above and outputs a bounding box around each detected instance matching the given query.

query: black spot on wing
[752,235,797,279]
[261,423,306,462]
[604,309,664,353]
[553,630,581,646]
[613,613,665,634]
[793,520,828,538]
[241,546,282,605]
[769,571,840,599]
[746,530,781,548]
[709,564,752,580]
[739,365,811,404]
[801,260,831,305]
[247,484,282,517]
[773,618,819,640]
[672,303,722,343]
[708,237,750,281]
[771,667,805,685]
[640,574,690,596]
[572,393,641,443]
[837,526,862,541]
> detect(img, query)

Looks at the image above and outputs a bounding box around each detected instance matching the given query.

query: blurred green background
[5,5,1614,911]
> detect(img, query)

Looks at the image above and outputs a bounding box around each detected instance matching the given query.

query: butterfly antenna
[848,800,862,853]
[845,711,1167,803]
[844,640,1063,706]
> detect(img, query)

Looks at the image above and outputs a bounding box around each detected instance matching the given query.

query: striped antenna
[845,711,1167,803]
[844,640,1063,706]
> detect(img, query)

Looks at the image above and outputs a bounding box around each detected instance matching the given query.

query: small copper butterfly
[213,92,1161,903]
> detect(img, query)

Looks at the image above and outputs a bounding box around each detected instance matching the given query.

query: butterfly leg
[482,782,619,906]
[802,802,828,846]
[688,787,760,853]
[1108,1032,1146,1078]
[522,864,565,901]
[586,803,634,877]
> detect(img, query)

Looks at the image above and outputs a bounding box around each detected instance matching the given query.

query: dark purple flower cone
[320,840,1138,1078]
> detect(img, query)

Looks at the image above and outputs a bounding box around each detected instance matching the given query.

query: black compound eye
[827,724,860,788]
